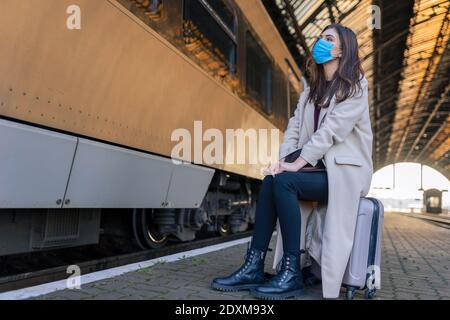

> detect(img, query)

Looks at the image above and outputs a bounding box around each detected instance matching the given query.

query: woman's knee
[260,175,274,192]
[262,174,274,185]
[273,172,295,193]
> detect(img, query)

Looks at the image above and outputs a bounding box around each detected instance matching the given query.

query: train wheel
[132,209,147,249]
[132,209,168,249]
[218,222,231,237]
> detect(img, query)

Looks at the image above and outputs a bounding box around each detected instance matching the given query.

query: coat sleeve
[300,79,368,167]
[279,88,308,159]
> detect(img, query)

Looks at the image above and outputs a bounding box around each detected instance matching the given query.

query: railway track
[0,230,254,293]
[392,211,450,229]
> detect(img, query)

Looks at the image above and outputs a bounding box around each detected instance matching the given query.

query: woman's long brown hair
[307,23,365,109]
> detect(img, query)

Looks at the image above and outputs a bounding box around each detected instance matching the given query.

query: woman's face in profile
[319,28,342,58]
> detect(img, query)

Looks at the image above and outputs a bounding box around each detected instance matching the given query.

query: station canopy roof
[264,0,449,178]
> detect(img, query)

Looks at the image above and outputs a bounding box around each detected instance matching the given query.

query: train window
[203,0,236,33]
[183,0,237,78]
[129,0,163,19]
[246,31,273,114]
[271,67,289,129]
[147,0,162,13]
[287,66,301,118]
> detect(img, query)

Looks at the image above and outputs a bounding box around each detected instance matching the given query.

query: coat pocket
[334,155,363,166]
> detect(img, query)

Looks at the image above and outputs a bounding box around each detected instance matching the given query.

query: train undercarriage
[0,179,258,257]
[129,173,257,250]
[0,169,258,257]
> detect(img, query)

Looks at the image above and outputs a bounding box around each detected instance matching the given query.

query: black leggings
[250,171,328,256]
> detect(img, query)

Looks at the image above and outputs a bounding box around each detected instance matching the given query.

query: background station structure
[263,0,450,178]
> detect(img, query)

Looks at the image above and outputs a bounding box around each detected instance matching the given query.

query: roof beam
[414,114,450,162]
[394,10,450,162]
[406,83,450,160]
[281,0,311,57]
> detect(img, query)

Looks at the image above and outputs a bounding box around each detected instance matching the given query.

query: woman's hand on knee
[263,161,282,176]
[279,156,308,172]
[279,161,298,172]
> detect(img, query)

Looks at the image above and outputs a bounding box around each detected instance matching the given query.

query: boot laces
[276,250,305,272]
[275,250,305,284]
[236,248,264,276]
[276,256,295,284]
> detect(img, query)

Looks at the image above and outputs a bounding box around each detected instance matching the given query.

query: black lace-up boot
[211,246,267,291]
[251,251,305,300]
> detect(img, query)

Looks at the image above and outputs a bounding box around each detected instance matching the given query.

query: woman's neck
[323,59,339,81]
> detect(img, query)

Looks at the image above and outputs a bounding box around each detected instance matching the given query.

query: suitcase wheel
[364,288,377,299]
[345,287,356,300]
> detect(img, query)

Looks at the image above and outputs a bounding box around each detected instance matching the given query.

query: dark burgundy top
[314,106,320,132]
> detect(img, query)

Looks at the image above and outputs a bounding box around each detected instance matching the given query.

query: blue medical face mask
[312,38,335,64]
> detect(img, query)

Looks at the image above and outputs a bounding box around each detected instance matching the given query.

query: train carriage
[0,0,302,256]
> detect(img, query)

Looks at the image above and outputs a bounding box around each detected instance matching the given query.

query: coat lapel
[304,100,314,138]
[318,106,328,131]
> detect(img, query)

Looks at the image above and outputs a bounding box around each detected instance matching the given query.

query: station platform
[24,212,450,300]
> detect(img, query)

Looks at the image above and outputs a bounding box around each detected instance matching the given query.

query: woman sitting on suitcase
[211,23,374,300]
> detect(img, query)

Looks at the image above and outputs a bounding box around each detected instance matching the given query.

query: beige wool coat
[272,76,374,298]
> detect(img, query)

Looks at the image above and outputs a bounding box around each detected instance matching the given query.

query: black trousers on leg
[250,171,328,256]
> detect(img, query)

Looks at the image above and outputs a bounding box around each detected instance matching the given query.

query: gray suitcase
[310,197,384,299]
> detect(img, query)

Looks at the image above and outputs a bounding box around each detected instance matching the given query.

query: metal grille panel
[31,210,80,249]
